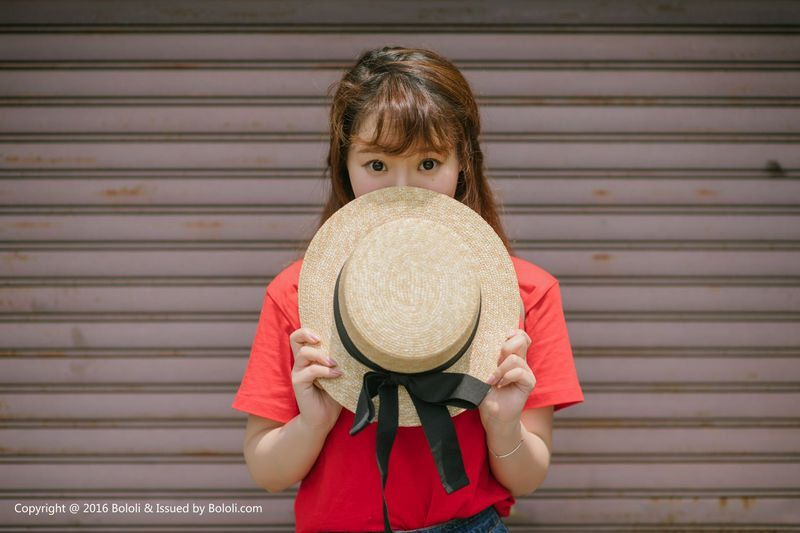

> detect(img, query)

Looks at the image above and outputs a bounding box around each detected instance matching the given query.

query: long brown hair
[298,46,514,259]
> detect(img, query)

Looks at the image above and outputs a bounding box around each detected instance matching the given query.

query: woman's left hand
[479,328,536,431]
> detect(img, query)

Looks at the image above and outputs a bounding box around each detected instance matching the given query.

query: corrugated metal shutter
[1,1,798,530]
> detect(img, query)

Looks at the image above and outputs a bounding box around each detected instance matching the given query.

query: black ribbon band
[332,265,491,533]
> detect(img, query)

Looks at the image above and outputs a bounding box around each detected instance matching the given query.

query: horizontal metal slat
[2,70,800,98]
[1,249,799,277]
[1,391,799,419]
[3,105,800,134]
[1,426,798,455]
[4,211,799,241]
[1,0,799,27]
[0,462,797,491]
[2,33,800,62]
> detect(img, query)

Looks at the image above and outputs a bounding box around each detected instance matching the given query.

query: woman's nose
[391,170,409,187]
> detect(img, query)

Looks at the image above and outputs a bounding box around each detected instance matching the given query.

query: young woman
[232,46,584,533]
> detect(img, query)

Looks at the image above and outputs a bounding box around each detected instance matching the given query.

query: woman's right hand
[289,328,343,433]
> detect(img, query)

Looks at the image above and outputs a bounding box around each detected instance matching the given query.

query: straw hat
[299,184,522,422]
[298,186,522,530]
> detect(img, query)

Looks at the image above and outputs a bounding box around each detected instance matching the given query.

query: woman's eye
[420,159,439,171]
[364,158,440,173]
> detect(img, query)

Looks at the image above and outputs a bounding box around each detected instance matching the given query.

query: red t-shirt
[232,255,584,532]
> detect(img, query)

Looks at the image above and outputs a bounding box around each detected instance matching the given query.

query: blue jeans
[395,506,509,532]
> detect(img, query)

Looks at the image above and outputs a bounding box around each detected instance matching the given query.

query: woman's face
[346,114,461,199]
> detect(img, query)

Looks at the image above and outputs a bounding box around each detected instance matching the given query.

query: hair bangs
[352,76,460,158]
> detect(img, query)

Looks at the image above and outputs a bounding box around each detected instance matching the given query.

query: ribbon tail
[376,382,399,533]
[408,394,470,494]
[402,373,491,494]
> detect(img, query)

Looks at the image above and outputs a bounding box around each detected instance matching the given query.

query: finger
[496,367,533,389]
[289,328,319,344]
[497,333,530,365]
[290,327,322,349]
[293,363,343,386]
[295,344,336,369]
[487,353,527,385]
[506,328,532,346]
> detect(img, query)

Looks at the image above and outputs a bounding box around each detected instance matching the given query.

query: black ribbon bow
[332,266,491,533]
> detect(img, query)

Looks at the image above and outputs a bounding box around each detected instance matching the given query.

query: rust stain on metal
[695,188,717,197]
[740,496,756,510]
[4,155,97,164]
[185,220,223,229]
[0,349,67,357]
[2,251,30,264]
[103,184,150,198]
[14,221,52,229]
[719,496,728,509]
[27,350,67,357]
[592,188,610,197]
[592,253,612,261]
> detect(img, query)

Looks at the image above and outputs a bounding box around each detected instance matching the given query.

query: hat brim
[298,186,521,427]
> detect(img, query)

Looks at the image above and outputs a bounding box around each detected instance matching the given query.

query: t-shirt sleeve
[231,285,300,424]
[523,280,585,413]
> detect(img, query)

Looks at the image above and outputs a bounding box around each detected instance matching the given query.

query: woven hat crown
[338,217,481,374]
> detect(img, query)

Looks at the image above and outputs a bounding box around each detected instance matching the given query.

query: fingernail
[487,374,498,385]
[331,369,343,376]
[310,333,320,341]
[327,357,337,367]
[507,329,515,337]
